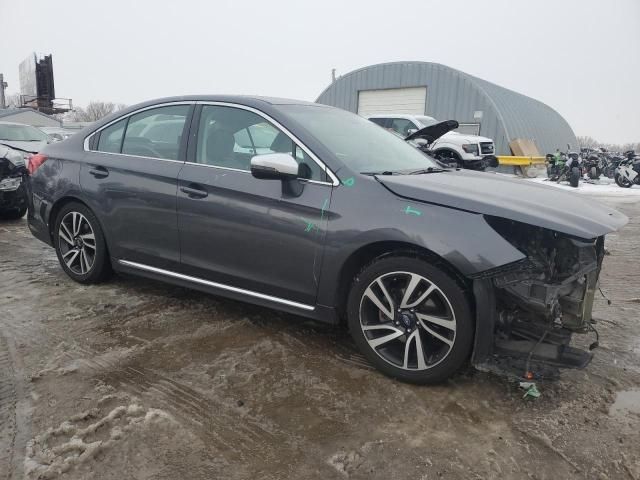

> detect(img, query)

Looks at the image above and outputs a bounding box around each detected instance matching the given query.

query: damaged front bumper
[0,176,27,213]
[470,217,607,379]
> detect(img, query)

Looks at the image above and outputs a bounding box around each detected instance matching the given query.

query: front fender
[316,178,525,306]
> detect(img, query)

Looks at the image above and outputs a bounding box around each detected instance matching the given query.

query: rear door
[81,103,193,270]
[176,103,334,307]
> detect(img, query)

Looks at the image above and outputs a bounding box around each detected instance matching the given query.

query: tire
[589,166,599,180]
[435,150,462,169]
[53,202,111,283]
[0,206,27,220]
[615,173,632,188]
[570,167,580,188]
[346,255,474,384]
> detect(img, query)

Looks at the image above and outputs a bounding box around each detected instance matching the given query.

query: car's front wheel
[347,256,473,384]
[53,202,111,283]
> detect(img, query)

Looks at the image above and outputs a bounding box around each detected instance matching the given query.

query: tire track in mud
[0,334,18,480]
[0,287,291,467]
[113,365,287,463]
[0,332,29,480]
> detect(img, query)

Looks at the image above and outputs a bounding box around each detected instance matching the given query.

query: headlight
[4,148,25,167]
[462,144,479,155]
[0,177,22,191]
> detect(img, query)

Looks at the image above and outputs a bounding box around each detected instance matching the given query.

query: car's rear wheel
[347,256,473,384]
[54,202,111,283]
[435,150,462,168]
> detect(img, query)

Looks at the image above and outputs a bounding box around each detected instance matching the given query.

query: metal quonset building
[316,61,577,156]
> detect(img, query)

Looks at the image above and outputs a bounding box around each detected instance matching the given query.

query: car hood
[376,170,628,239]
[405,120,459,143]
[441,131,493,143]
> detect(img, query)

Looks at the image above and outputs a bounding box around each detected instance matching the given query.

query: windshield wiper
[408,167,448,175]
[360,170,399,176]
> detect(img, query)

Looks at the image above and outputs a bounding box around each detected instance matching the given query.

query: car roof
[131,95,319,107]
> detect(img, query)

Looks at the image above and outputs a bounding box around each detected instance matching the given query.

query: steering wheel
[123,137,163,159]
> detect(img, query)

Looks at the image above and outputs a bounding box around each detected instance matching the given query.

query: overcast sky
[1,0,638,144]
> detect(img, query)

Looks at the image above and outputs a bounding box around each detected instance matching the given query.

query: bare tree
[576,136,600,149]
[577,135,639,153]
[68,101,127,122]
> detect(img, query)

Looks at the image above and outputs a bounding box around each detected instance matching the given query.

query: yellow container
[497,156,546,166]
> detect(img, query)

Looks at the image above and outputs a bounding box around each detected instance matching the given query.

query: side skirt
[113,259,339,324]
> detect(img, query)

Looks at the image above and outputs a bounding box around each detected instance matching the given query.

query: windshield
[0,123,49,142]
[415,116,438,127]
[280,105,440,173]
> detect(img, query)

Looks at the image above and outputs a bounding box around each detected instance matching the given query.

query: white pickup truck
[367,114,496,170]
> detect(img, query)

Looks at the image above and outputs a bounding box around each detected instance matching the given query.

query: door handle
[180,185,208,199]
[88,166,109,178]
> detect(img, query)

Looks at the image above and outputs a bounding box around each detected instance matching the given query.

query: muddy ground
[1,195,639,480]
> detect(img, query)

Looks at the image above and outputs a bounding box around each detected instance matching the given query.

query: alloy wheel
[358,271,457,371]
[58,211,97,275]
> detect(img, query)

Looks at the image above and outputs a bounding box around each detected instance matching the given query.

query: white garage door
[357,87,427,116]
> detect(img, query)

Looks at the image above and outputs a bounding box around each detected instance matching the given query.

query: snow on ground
[495,173,640,201]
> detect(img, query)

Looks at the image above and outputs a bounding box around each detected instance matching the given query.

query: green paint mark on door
[342,177,355,187]
[301,218,316,232]
[404,205,422,216]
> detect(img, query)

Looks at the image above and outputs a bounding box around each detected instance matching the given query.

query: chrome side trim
[84,150,184,164]
[118,260,315,311]
[197,101,339,186]
[180,160,332,186]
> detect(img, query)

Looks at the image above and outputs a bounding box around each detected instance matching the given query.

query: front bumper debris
[470,217,607,379]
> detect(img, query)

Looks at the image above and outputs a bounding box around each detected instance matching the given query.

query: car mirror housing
[250,153,299,180]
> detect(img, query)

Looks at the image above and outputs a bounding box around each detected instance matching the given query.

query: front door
[177,104,333,306]
[80,103,192,270]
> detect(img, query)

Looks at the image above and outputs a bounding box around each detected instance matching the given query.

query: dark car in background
[25,96,627,383]
[0,121,50,219]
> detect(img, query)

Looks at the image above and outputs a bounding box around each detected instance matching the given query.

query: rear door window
[121,105,190,160]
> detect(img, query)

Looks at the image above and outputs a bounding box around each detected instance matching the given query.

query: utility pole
[0,74,7,109]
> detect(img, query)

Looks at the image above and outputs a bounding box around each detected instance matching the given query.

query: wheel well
[334,241,472,323]
[48,196,92,241]
[433,148,461,160]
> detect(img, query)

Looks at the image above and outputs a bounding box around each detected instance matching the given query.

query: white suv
[368,114,496,170]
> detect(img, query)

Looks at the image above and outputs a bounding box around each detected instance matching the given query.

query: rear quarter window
[96,119,127,153]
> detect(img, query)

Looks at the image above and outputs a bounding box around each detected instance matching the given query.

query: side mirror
[406,128,418,135]
[251,153,299,180]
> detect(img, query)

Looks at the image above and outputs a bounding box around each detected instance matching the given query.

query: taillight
[27,154,48,174]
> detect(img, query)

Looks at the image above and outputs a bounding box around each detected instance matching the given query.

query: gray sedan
[25,96,627,383]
